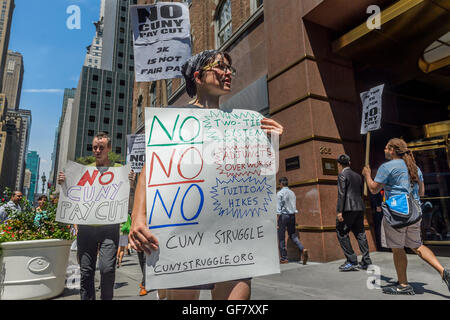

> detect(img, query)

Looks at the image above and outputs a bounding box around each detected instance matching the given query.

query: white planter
[0,239,72,300]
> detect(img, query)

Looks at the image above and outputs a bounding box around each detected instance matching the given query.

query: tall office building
[0,93,19,192]
[0,0,14,91]
[2,51,23,110]
[6,108,31,192]
[68,0,137,162]
[50,88,76,185]
[26,150,39,202]
[84,0,105,69]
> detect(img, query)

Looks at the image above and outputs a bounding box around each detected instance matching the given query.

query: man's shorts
[381,217,422,249]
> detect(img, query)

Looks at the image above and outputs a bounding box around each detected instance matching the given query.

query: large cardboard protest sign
[56,161,131,225]
[144,108,280,289]
[130,3,191,82]
[360,84,384,134]
[127,134,145,173]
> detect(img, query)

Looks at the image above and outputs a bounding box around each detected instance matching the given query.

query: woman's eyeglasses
[202,61,236,76]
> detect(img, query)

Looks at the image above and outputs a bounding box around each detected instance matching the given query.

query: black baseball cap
[337,154,350,165]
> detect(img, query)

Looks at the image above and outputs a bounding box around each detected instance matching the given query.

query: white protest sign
[130,3,191,82]
[56,161,131,225]
[127,134,146,173]
[144,108,280,290]
[360,84,384,134]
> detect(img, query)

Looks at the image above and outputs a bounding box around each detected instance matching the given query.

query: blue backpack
[381,183,422,229]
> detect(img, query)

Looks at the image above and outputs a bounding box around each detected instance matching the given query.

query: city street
[55,247,450,300]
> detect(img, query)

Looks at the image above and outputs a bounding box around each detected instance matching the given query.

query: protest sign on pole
[360,84,384,196]
[130,2,192,82]
[127,134,146,173]
[360,84,384,135]
[56,161,131,225]
[144,108,280,289]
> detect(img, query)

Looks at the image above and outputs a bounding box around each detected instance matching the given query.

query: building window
[118,119,123,126]
[118,52,123,57]
[118,63,123,69]
[90,102,97,109]
[87,144,92,151]
[91,88,97,95]
[103,118,110,124]
[150,83,157,107]
[129,66,134,72]
[106,90,111,97]
[88,130,94,136]
[167,79,173,98]
[120,80,125,86]
[107,77,112,84]
[216,0,232,48]
[93,74,99,81]
[118,106,124,112]
[115,147,122,154]
[119,93,125,99]
[117,133,122,139]
[251,0,263,14]
[89,116,95,122]
[105,103,111,111]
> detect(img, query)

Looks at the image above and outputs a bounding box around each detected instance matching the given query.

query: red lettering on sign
[148,149,176,185]
[99,172,114,185]
[77,170,99,186]
[177,147,203,180]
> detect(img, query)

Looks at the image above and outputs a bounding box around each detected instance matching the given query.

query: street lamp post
[41,172,46,195]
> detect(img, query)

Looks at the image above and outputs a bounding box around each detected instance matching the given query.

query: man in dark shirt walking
[336,155,372,271]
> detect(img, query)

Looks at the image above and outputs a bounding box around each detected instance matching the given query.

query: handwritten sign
[127,134,146,173]
[130,2,191,82]
[145,108,280,289]
[56,161,131,225]
[360,84,384,134]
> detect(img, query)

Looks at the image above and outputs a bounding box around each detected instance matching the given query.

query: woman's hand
[362,165,371,178]
[128,219,159,254]
[57,172,66,185]
[260,118,284,136]
[128,162,159,254]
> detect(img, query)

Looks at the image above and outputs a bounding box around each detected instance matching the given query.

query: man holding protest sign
[57,132,135,300]
[129,50,284,300]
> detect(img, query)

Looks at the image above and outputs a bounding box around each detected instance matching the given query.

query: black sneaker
[340,263,358,272]
[442,269,450,293]
[357,263,369,270]
[382,284,415,295]
[339,262,352,270]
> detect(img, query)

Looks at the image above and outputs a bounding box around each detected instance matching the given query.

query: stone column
[264,0,376,262]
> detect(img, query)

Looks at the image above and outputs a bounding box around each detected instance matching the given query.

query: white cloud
[23,89,64,93]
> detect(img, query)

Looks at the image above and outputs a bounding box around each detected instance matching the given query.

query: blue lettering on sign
[149,184,204,229]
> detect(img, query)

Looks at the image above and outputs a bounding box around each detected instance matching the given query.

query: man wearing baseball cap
[336,154,372,271]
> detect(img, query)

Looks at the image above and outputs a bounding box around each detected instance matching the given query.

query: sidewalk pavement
[55,249,450,300]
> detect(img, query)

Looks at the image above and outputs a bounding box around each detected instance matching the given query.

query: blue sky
[8,0,101,191]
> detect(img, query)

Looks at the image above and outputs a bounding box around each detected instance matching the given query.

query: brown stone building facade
[132,0,450,262]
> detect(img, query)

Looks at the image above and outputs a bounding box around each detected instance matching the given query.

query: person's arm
[57,171,66,185]
[418,168,425,197]
[419,181,425,197]
[336,173,346,222]
[276,191,283,215]
[129,162,159,254]
[362,165,383,195]
[128,170,137,190]
[260,118,284,137]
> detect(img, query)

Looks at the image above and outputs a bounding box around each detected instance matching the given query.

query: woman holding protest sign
[129,50,283,300]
